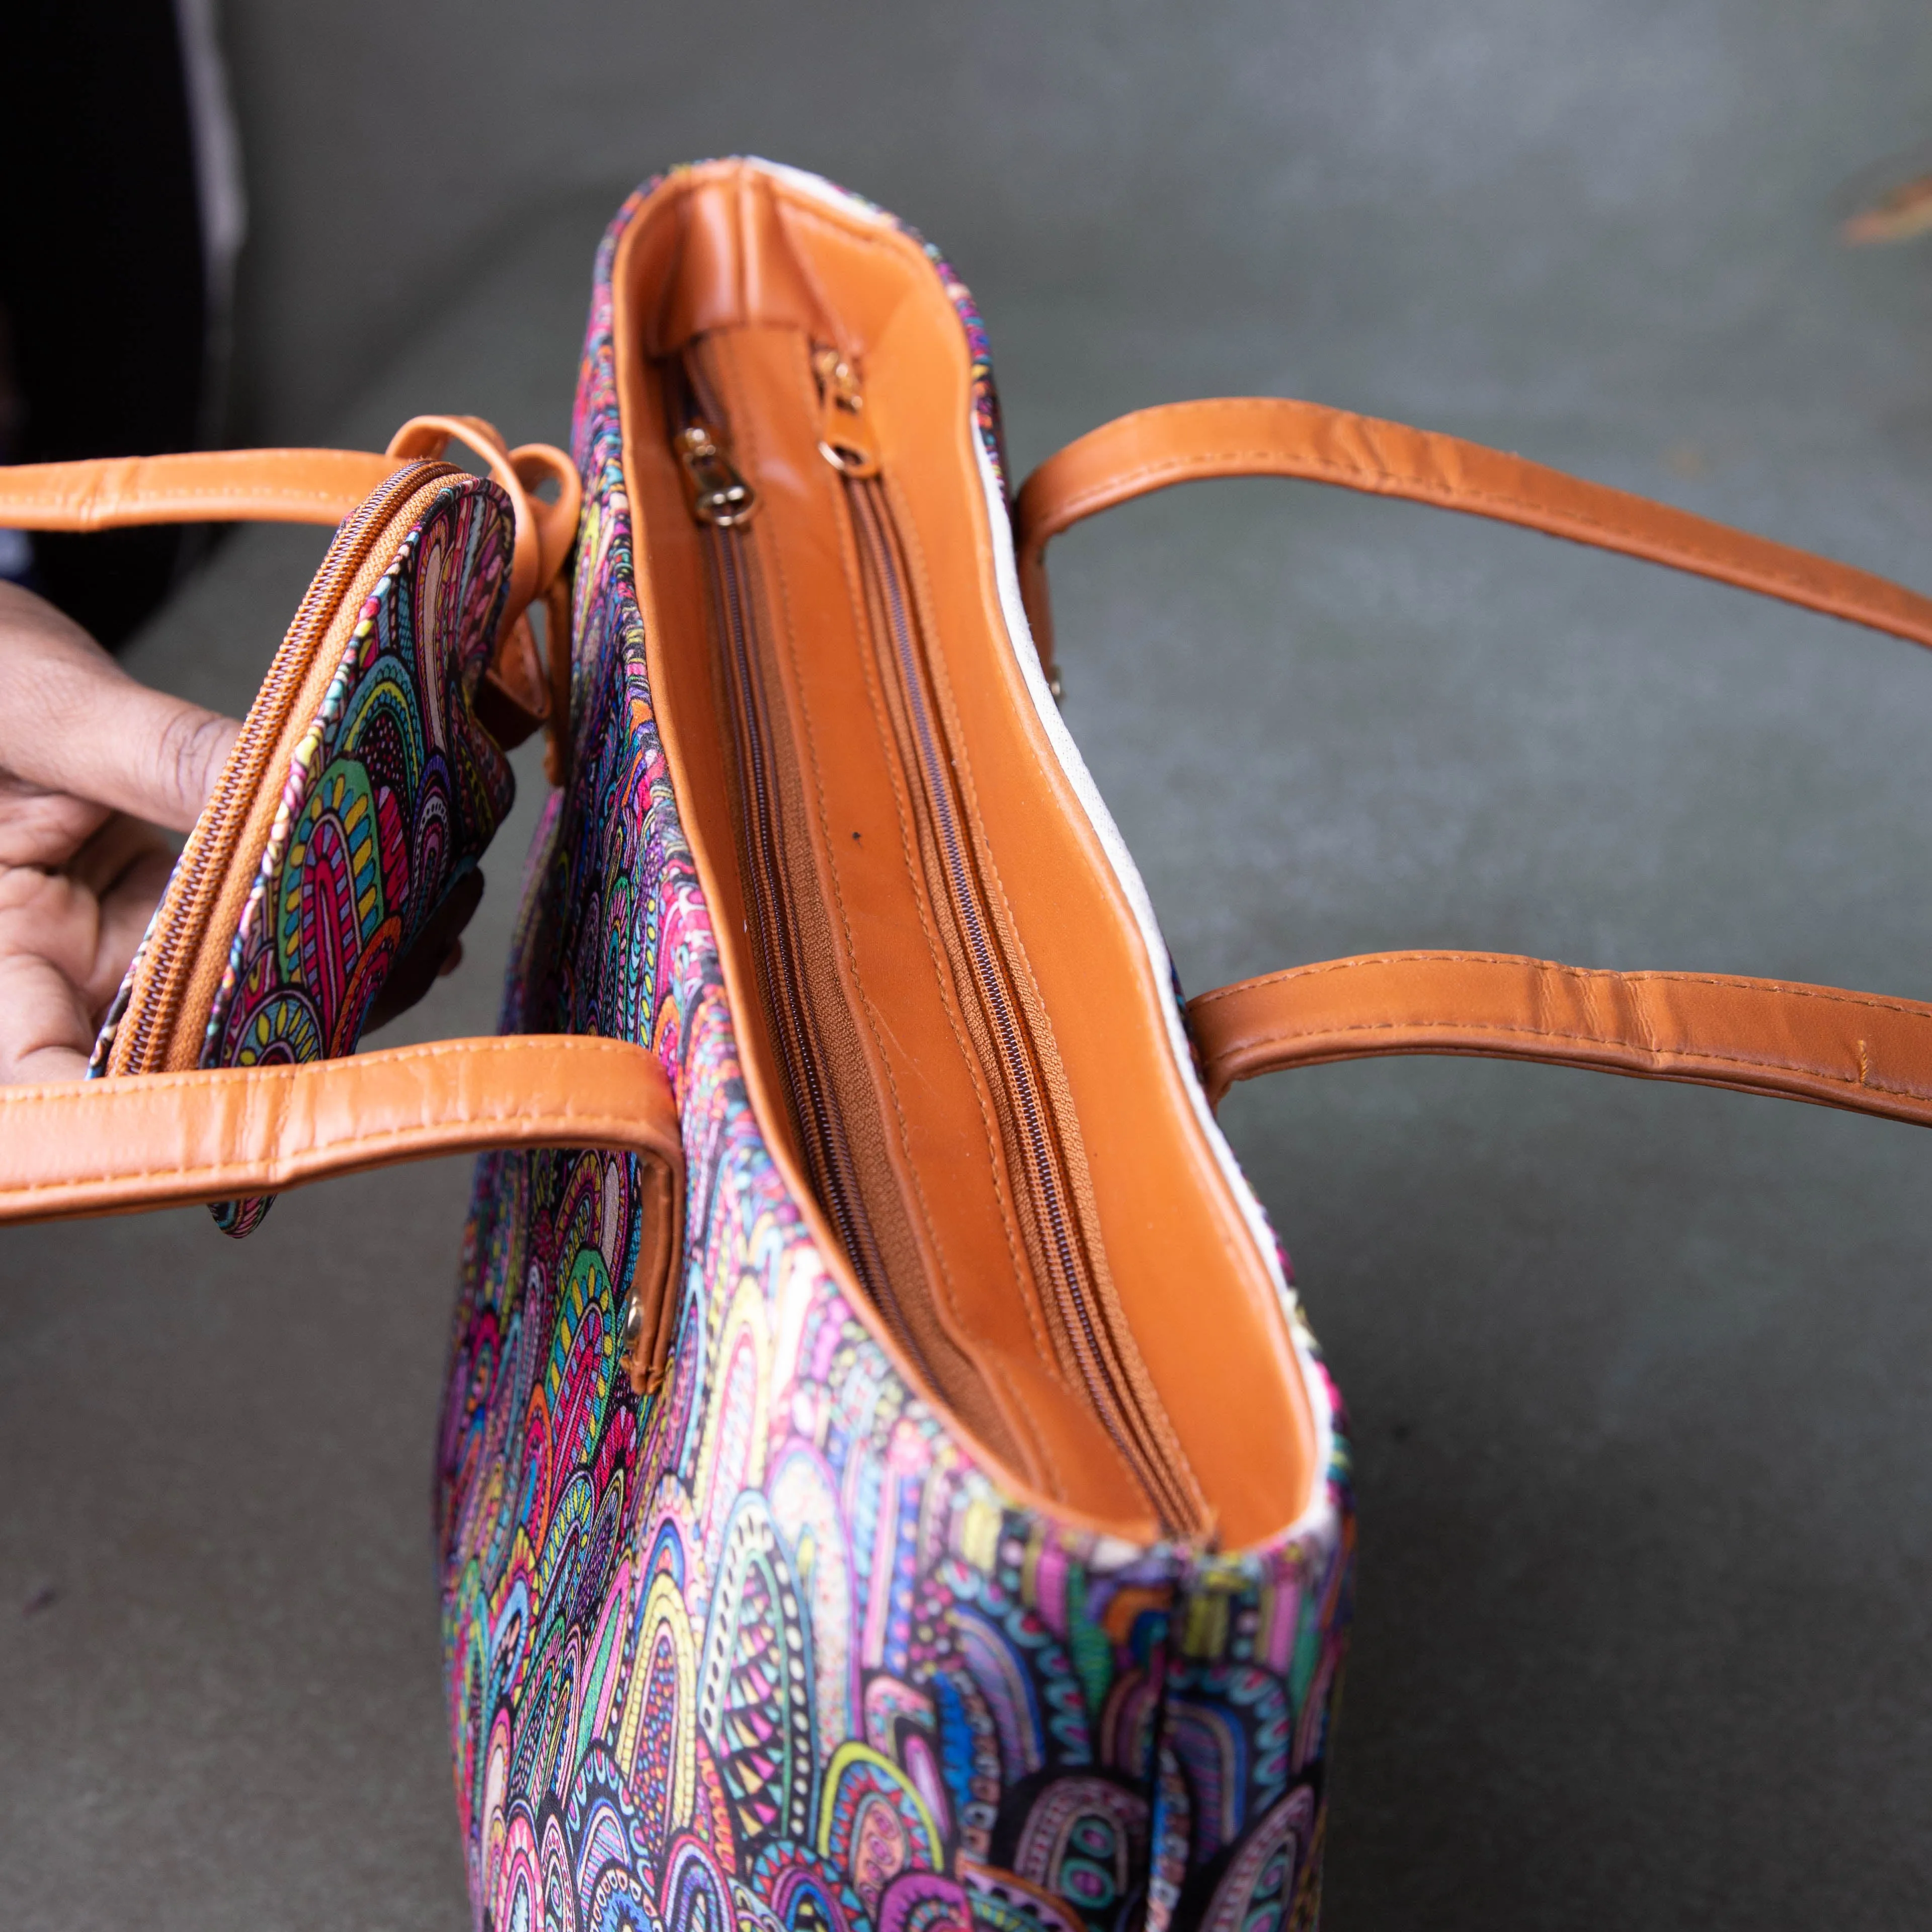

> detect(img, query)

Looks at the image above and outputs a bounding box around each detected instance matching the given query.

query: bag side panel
[1160,1342,1355,1932]
[436,178,1198,1932]
[777,165,1360,1932]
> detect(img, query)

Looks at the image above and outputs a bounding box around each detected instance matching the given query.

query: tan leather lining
[696,323,1151,1504]
[613,162,1314,1544]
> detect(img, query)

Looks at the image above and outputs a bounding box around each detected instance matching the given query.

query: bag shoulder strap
[1,417,585,763]
[1015,397,1932,1132]
[1186,952,1932,1126]
[0,418,581,619]
[0,1033,677,1218]
[1013,395,1932,680]
[0,448,415,529]
[0,1035,684,1391]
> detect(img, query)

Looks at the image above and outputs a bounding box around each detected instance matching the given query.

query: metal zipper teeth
[843,476,1203,1532]
[681,368,1198,1530]
[703,516,934,1376]
[118,459,448,1074]
[675,351,936,1377]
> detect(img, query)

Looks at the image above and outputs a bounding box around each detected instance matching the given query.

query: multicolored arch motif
[437,165,1354,1932]
[199,476,519,1234]
[818,1742,944,1908]
[615,1572,699,1853]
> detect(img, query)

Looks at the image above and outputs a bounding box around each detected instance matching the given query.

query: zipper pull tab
[678,423,757,527]
[813,346,880,477]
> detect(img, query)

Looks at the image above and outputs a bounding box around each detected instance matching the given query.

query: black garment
[0,1,221,646]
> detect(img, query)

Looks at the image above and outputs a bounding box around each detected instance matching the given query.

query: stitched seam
[892,470,1214,1522]
[0,1112,667,1192]
[2,484,378,509]
[0,1035,645,1105]
[1235,1017,1932,1097]
[875,468,1076,1386]
[701,338,1063,1490]
[744,353,1055,1406]
[852,591,1062,1390]
[1190,953,1932,1023]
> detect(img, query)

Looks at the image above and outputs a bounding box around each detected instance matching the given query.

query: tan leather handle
[1,429,581,633]
[0,1035,684,1390]
[1022,397,1932,1134]
[2,423,583,767]
[0,448,420,530]
[0,1033,676,1216]
[1187,950,1932,1126]
[1013,396,1932,680]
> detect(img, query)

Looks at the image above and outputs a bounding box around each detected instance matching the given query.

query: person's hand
[0,581,239,1083]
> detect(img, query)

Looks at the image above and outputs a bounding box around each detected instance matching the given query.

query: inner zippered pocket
[670,333,1211,1535]
[93,465,524,1237]
[100,461,463,1076]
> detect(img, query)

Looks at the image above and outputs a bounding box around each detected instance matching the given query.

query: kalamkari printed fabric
[199,477,519,1234]
[436,166,1356,1932]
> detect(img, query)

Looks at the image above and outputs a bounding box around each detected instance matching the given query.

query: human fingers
[64,811,175,905]
[80,820,178,1004]
[0,582,240,831]
[0,814,179,1084]
[0,865,113,1083]
[0,784,110,870]
[0,952,95,1082]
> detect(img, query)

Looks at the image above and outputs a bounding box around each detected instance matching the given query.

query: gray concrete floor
[0,201,614,1932]
[8,21,1932,1925]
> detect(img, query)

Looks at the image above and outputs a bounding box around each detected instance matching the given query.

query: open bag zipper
[110,458,455,1076]
[672,345,1209,1535]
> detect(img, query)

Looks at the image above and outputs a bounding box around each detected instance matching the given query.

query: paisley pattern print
[201,479,519,1233]
[437,165,1354,1932]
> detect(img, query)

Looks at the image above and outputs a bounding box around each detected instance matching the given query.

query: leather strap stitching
[0,1032,653,1104]
[1186,951,1932,1023]
[1218,1014,1931,1097]
[0,484,388,510]
[0,1112,672,1194]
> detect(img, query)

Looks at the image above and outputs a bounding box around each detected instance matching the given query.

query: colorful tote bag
[8,158,1932,1931]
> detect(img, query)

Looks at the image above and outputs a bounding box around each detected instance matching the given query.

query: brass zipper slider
[813,345,880,477]
[678,423,757,527]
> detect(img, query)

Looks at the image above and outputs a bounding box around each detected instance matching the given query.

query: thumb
[108,685,243,832]
[0,582,241,831]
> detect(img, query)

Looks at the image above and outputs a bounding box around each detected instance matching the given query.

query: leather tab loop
[384,416,580,767]
[472,614,551,749]
[508,441,583,592]
[385,415,544,629]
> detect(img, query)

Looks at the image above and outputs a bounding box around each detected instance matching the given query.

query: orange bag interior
[611,162,1316,1546]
